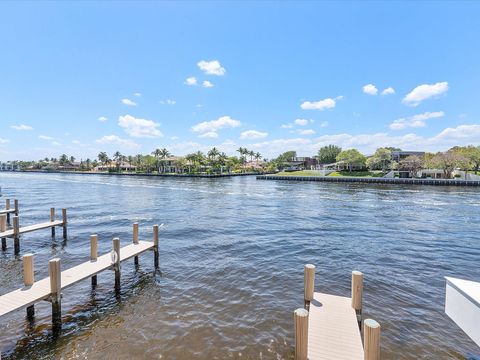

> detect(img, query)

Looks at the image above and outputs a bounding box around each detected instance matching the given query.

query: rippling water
[0,172,479,359]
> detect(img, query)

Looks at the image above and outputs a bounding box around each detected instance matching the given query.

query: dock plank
[0,241,154,317]
[0,209,16,215]
[308,292,364,360]
[0,220,64,238]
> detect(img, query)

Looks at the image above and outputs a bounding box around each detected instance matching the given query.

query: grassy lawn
[327,170,385,178]
[275,170,324,176]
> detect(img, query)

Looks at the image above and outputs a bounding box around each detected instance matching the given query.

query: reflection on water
[0,172,479,359]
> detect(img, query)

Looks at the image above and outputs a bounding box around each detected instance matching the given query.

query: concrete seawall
[1,170,261,178]
[256,175,480,186]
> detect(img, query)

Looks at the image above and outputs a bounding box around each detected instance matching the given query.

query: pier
[0,224,159,325]
[0,199,19,225]
[294,264,381,360]
[0,208,67,254]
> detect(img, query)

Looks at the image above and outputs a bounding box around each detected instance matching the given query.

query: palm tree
[98,152,108,166]
[218,152,228,174]
[255,152,262,162]
[113,151,122,172]
[85,158,92,171]
[69,156,75,164]
[59,154,69,166]
[159,148,171,173]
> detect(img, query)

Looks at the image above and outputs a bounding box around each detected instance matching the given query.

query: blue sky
[1,1,480,161]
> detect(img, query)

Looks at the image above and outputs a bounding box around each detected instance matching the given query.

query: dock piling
[133,222,139,266]
[14,199,19,216]
[5,199,10,225]
[352,271,364,324]
[153,224,159,269]
[61,208,67,239]
[13,216,20,254]
[294,308,309,360]
[304,264,315,304]
[49,258,62,326]
[23,254,35,319]
[50,208,55,237]
[90,234,98,286]
[0,214,6,251]
[364,319,381,360]
[112,237,121,292]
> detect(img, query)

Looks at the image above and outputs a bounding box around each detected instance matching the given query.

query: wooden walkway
[0,208,16,215]
[0,240,154,317]
[0,220,63,238]
[308,292,364,360]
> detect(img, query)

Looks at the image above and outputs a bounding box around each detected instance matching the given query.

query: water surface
[0,172,479,359]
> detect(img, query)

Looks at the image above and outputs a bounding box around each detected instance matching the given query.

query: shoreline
[0,170,262,178]
[257,174,480,186]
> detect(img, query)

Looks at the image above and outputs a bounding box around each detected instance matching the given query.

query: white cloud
[402,82,448,107]
[118,114,163,138]
[199,131,219,139]
[191,116,241,137]
[133,92,141,97]
[381,87,395,95]
[240,130,268,140]
[39,135,54,140]
[160,99,176,105]
[197,60,226,76]
[389,111,445,130]
[320,121,329,128]
[171,136,179,140]
[202,80,214,88]
[430,124,480,144]
[301,97,338,111]
[72,140,81,145]
[281,124,294,129]
[11,124,33,131]
[297,129,316,135]
[96,135,139,149]
[0,138,9,144]
[121,98,137,106]
[98,116,108,122]
[51,141,61,146]
[185,77,198,86]
[294,119,311,126]
[362,84,378,95]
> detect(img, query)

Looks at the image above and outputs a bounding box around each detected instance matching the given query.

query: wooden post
[352,271,364,323]
[5,199,11,225]
[14,199,19,216]
[153,224,159,269]
[304,264,315,303]
[133,222,139,266]
[62,208,67,239]
[113,237,121,292]
[0,214,6,251]
[49,258,62,326]
[364,319,380,360]
[90,234,98,286]
[294,308,309,360]
[13,216,20,255]
[50,208,56,237]
[23,254,35,319]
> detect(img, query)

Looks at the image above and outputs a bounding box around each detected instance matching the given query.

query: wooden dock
[0,207,67,254]
[294,265,381,360]
[0,199,19,225]
[0,224,159,322]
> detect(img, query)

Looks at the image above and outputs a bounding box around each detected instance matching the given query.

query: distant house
[0,161,20,171]
[391,151,425,163]
[284,157,318,171]
[95,162,137,172]
[322,160,364,172]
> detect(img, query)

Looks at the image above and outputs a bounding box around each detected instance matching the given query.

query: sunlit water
[0,172,479,359]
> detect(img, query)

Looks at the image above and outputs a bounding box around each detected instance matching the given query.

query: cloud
[133,92,141,97]
[430,124,480,144]
[199,131,219,139]
[51,141,61,146]
[240,130,268,140]
[0,138,9,144]
[160,99,176,105]
[121,98,137,106]
[202,80,214,88]
[197,60,226,76]
[39,135,54,140]
[362,84,378,95]
[297,129,316,135]
[389,111,445,130]
[98,116,108,122]
[118,114,163,138]
[96,135,139,149]
[185,77,197,86]
[281,124,294,129]
[191,115,241,138]
[301,97,338,111]
[402,81,448,107]
[381,87,395,95]
[11,124,33,131]
[72,140,81,144]
[171,136,179,140]
[320,121,329,128]
[294,119,310,126]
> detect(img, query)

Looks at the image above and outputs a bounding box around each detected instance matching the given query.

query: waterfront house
[284,157,318,171]
[391,150,425,163]
[0,161,21,171]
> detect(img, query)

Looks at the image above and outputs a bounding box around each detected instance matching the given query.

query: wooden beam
[90,234,98,286]
[133,223,139,266]
[23,254,35,319]
[49,258,62,326]
[304,264,315,302]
